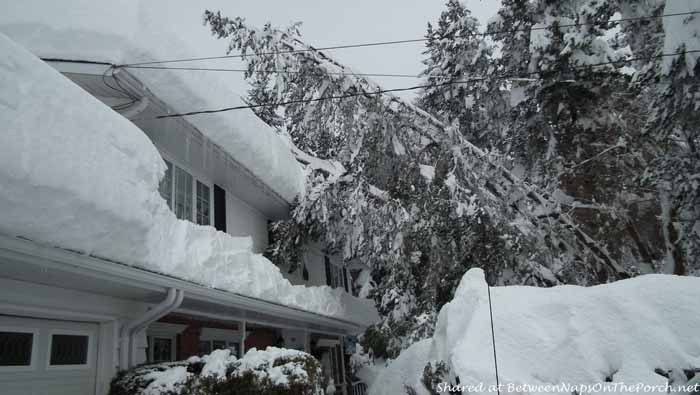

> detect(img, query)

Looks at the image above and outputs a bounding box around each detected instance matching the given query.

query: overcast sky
[159,0,501,98]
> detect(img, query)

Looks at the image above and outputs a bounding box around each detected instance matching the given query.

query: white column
[304,329,310,353]
[240,320,246,357]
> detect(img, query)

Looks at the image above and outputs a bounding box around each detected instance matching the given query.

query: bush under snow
[110,347,322,395]
[366,269,700,395]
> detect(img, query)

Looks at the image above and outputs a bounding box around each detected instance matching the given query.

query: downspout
[119,288,184,369]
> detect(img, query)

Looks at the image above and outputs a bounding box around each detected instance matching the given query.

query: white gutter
[0,235,371,332]
[119,288,184,369]
[119,96,150,119]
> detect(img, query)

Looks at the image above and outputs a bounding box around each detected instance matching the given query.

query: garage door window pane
[0,331,33,366]
[50,334,88,366]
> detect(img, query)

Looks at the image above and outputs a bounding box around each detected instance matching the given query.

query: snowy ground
[0,33,376,325]
[366,269,700,395]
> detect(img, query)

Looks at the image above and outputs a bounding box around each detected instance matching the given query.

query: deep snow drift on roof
[0,33,376,326]
[0,0,304,202]
[367,268,700,395]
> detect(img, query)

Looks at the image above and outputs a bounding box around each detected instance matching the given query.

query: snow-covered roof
[0,0,304,202]
[0,32,376,326]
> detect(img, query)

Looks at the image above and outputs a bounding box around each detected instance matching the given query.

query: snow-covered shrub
[110,348,323,395]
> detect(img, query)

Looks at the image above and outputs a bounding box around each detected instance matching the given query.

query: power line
[124,65,422,79]
[117,11,699,67]
[150,49,700,119]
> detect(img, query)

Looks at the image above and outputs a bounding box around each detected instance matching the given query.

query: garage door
[0,315,99,395]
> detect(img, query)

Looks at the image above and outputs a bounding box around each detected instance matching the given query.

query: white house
[0,5,375,395]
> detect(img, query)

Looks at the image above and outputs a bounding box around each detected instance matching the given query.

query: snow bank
[0,33,377,325]
[0,0,305,202]
[368,268,700,395]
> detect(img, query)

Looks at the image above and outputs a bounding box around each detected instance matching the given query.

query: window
[196,181,211,226]
[152,337,173,363]
[49,334,89,366]
[211,340,227,350]
[325,257,347,291]
[198,340,211,356]
[174,165,193,221]
[159,161,173,209]
[158,159,213,225]
[0,331,33,367]
[198,339,236,357]
[227,342,240,358]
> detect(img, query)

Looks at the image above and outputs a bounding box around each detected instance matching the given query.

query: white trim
[46,329,95,370]
[0,325,40,372]
[0,235,367,332]
[0,303,116,323]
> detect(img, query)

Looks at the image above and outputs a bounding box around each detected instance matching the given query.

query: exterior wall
[225,193,268,253]
[283,243,349,291]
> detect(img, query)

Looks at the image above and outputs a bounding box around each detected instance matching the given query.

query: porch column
[240,320,246,357]
[340,335,348,395]
[304,329,309,353]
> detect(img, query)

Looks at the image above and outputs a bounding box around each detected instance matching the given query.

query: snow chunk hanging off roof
[0,0,304,202]
[368,268,700,395]
[0,33,376,326]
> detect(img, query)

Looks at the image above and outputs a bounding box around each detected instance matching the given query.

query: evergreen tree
[204,9,627,358]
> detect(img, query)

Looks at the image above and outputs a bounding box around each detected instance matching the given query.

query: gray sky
[159,0,501,99]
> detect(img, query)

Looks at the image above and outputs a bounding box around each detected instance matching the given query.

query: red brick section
[179,324,201,360]
[157,314,239,360]
[244,328,278,351]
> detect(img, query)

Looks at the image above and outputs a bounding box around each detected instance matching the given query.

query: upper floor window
[325,256,349,292]
[196,181,211,226]
[159,159,211,225]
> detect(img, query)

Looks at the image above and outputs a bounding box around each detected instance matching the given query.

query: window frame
[46,329,93,370]
[327,260,349,292]
[0,326,39,372]
[158,153,215,226]
[196,180,212,226]
[148,336,176,363]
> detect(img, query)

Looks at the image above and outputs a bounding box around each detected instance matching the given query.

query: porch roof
[0,235,366,335]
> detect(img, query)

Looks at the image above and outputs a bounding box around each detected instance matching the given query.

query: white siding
[225,192,269,253]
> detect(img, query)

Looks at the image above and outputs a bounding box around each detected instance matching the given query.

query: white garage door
[0,315,99,395]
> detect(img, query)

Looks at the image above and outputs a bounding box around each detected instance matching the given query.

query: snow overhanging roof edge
[0,234,366,333]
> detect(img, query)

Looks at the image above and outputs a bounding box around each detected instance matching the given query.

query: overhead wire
[143,49,700,119]
[115,10,700,68]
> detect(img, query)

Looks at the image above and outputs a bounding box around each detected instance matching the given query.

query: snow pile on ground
[0,0,304,202]
[0,33,377,325]
[367,268,700,395]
